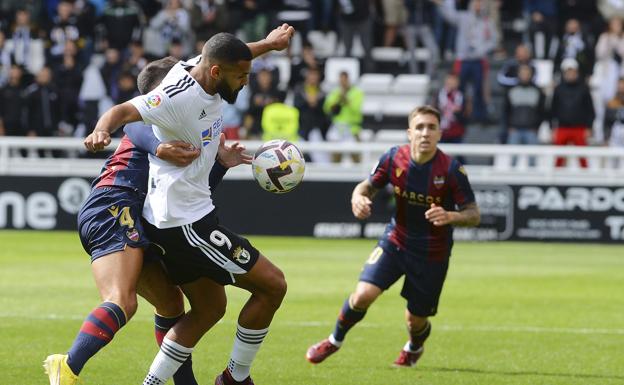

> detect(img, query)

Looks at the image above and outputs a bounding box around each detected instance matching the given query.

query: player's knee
[351,290,377,310]
[193,293,227,323]
[263,267,287,308]
[110,293,138,319]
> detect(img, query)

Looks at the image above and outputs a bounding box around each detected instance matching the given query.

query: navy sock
[67,302,127,374]
[332,297,366,342]
[408,321,431,351]
[155,313,198,385]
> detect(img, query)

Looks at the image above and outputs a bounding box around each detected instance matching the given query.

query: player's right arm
[351,179,379,220]
[352,147,396,219]
[84,102,142,152]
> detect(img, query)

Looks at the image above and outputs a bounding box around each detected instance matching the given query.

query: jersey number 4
[119,206,135,228]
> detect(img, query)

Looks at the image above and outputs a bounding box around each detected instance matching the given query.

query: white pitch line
[2,313,624,336]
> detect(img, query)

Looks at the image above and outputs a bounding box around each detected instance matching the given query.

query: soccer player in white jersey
[84,25,295,385]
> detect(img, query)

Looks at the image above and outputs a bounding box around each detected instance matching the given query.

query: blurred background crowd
[1,0,624,164]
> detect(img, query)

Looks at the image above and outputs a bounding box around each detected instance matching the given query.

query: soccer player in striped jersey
[83,26,295,385]
[44,57,250,385]
[306,105,481,367]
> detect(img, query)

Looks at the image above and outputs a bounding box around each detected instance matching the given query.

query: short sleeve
[129,89,181,131]
[450,160,476,209]
[368,147,396,189]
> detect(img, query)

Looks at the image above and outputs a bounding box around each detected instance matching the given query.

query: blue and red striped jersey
[369,145,475,261]
[92,135,149,194]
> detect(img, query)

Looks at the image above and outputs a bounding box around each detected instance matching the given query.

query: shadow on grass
[420,366,624,381]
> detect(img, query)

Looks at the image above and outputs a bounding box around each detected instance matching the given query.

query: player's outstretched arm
[247,23,295,58]
[84,102,142,152]
[351,179,378,220]
[425,202,481,227]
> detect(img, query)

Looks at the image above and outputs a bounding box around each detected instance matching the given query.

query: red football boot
[214,368,254,385]
[393,345,424,367]
[306,338,340,364]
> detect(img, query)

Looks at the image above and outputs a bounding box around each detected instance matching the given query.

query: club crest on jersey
[433,175,445,189]
[126,228,140,242]
[232,246,251,264]
[145,94,162,109]
[395,168,404,177]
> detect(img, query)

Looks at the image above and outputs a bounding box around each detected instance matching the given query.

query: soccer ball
[252,140,305,193]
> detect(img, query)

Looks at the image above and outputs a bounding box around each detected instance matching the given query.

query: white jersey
[130,55,223,228]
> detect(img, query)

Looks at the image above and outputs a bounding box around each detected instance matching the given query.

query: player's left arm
[425,202,480,227]
[247,23,295,58]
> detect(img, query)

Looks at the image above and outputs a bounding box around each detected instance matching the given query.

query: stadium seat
[412,48,431,61]
[362,95,385,118]
[382,95,426,117]
[307,30,338,59]
[371,47,404,63]
[533,59,554,88]
[390,74,430,96]
[375,129,407,143]
[271,55,292,91]
[323,57,360,89]
[358,74,394,94]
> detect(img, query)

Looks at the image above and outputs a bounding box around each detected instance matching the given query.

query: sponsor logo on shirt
[201,116,223,146]
[201,128,212,147]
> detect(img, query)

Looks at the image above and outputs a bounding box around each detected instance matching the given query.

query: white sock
[328,334,342,347]
[403,340,422,353]
[228,324,269,382]
[143,337,193,385]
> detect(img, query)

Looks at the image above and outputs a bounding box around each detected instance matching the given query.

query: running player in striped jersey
[83,25,295,385]
[306,105,481,367]
[44,56,250,385]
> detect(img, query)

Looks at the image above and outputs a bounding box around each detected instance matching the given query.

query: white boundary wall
[1,137,623,186]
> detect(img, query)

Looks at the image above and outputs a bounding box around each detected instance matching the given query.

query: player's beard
[217,80,241,104]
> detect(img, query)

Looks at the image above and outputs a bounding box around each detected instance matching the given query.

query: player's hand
[217,133,252,168]
[352,195,373,220]
[156,140,200,167]
[425,203,452,226]
[84,130,112,152]
[265,23,295,51]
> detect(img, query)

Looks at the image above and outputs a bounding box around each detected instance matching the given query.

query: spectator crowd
[0,0,623,164]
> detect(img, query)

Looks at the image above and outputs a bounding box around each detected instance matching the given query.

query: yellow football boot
[43,354,79,385]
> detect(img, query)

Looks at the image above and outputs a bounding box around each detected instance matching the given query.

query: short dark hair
[408,105,441,125]
[137,56,178,94]
[202,33,252,64]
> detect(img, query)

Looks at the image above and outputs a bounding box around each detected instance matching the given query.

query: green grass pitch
[1,230,623,385]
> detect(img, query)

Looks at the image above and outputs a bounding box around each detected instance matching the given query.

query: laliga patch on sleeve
[144,93,163,109]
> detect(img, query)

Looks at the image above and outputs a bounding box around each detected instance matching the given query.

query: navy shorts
[359,239,449,317]
[78,187,152,262]
[142,210,260,286]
